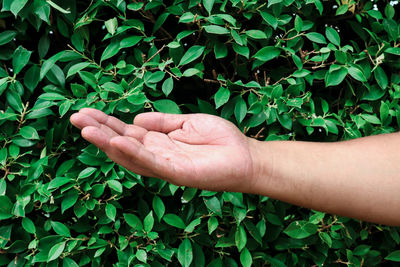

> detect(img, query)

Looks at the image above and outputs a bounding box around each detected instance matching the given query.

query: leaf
[101,41,120,62]
[179,45,205,66]
[214,86,230,108]
[67,62,91,78]
[361,114,380,124]
[260,11,278,29]
[51,221,71,237]
[162,77,174,96]
[234,97,247,123]
[19,126,39,140]
[10,0,28,16]
[0,31,17,46]
[105,203,116,221]
[12,46,32,75]
[144,211,154,232]
[203,25,230,35]
[336,4,348,16]
[203,0,215,15]
[240,248,252,267]
[204,196,222,216]
[153,99,181,114]
[178,239,193,267]
[246,30,268,39]
[124,213,143,231]
[326,27,340,46]
[61,192,78,213]
[386,250,400,262]
[107,180,123,193]
[235,224,247,252]
[78,167,97,179]
[163,214,186,229]
[253,46,280,62]
[105,18,118,35]
[294,15,303,32]
[208,216,218,234]
[305,32,327,44]
[120,36,142,49]
[284,221,318,239]
[325,67,348,86]
[374,65,388,90]
[22,217,36,234]
[153,196,165,221]
[348,66,367,82]
[47,242,66,262]
[47,0,71,13]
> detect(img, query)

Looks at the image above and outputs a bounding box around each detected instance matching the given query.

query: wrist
[247,137,276,196]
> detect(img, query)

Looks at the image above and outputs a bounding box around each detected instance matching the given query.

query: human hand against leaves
[70,108,260,193]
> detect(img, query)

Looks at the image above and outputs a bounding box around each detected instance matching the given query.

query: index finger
[133,112,190,133]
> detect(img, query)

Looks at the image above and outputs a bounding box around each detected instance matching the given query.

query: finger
[79,108,148,142]
[110,136,179,183]
[80,126,157,177]
[134,112,190,133]
[70,112,101,130]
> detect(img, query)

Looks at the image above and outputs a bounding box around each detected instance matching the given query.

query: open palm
[70,108,257,192]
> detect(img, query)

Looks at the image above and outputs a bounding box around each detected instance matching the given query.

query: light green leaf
[306,32,327,44]
[124,213,143,231]
[47,242,66,262]
[178,239,193,267]
[234,97,247,123]
[348,66,367,82]
[253,46,280,62]
[374,65,388,89]
[12,46,32,75]
[51,221,71,237]
[10,0,28,16]
[153,99,181,114]
[240,248,252,267]
[105,18,118,35]
[326,27,340,46]
[67,62,91,78]
[214,86,230,109]
[203,0,215,15]
[163,214,186,229]
[105,203,116,221]
[20,126,39,140]
[22,217,36,234]
[179,45,205,66]
[260,11,278,29]
[203,25,229,35]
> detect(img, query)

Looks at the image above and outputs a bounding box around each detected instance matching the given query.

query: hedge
[0,0,400,266]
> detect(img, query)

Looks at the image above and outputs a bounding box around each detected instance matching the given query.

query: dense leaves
[0,0,400,266]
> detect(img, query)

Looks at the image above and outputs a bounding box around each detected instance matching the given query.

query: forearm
[248,133,400,226]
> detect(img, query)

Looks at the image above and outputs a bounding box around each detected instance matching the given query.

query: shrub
[1,0,400,266]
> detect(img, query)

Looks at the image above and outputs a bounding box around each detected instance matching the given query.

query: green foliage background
[1,0,400,266]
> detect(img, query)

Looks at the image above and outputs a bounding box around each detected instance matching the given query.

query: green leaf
[235,224,247,252]
[153,99,181,114]
[152,195,165,221]
[10,0,28,16]
[234,97,247,123]
[47,241,66,262]
[336,4,348,16]
[325,67,348,86]
[136,249,147,263]
[105,203,117,221]
[294,15,303,32]
[61,192,78,213]
[386,250,400,262]
[178,239,193,267]
[47,0,71,14]
[124,213,143,231]
[203,0,215,15]
[203,25,229,35]
[240,248,252,267]
[0,31,17,46]
[179,45,205,66]
[22,217,36,234]
[348,66,367,82]
[19,126,39,140]
[51,221,71,237]
[162,77,174,97]
[208,216,218,234]
[319,232,332,247]
[107,180,123,194]
[163,214,186,229]
[12,46,32,75]
[214,42,228,59]
[120,36,142,49]
[326,27,340,46]
[67,62,91,78]
[374,65,388,89]
[101,41,120,62]
[305,32,327,44]
[361,114,380,124]
[246,30,267,39]
[63,257,79,267]
[284,221,318,239]
[214,87,230,109]
[204,196,222,216]
[144,211,154,232]
[260,11,278,29]
[253,46,280,62]
[105,18,118,35]
[78,167,97,179]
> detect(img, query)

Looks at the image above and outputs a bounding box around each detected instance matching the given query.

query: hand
[70,108,260,193]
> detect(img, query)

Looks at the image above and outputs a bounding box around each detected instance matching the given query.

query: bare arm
[70,109,400,226]
[248,133,400,226]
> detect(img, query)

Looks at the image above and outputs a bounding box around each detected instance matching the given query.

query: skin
[70,108,400,226]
